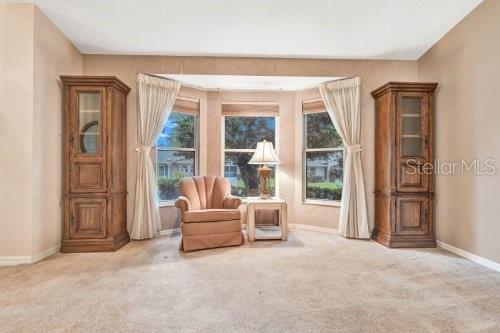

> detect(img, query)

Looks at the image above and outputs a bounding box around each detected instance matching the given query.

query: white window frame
[158,164,166,177]
[222,114,279,198]
[302,111,343,206]
[157,111,199,206]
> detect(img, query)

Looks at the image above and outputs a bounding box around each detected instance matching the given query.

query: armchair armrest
[175,196,191,215]
[223,195,242,209]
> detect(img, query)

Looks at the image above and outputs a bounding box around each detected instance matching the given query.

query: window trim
[302,110,344,204]
[157,110,200,206]
[221,114,280,198]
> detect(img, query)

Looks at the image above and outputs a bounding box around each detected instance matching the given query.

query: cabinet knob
[70,215,75,226]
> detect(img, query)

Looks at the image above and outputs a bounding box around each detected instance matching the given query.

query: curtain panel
[319,77,370,239]
[130,74,180,239]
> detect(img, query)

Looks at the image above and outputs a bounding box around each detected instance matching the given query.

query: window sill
[159,201,176,208]
[302,199,341,207]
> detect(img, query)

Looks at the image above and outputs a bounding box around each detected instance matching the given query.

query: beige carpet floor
[0,229,499,332]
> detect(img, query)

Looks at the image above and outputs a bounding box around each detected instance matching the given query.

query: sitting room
[0,0,499,331]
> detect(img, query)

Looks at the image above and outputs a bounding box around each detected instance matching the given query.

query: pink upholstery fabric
[181,232,244,252]
[175,176,244,252]
[181,220,242,236]
[183,209,241,223]
[178,176,231,210]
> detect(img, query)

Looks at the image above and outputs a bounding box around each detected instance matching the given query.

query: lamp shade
[248,140,281,165]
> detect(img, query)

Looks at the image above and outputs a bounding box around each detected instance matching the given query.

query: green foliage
[158,173,184,200]
[171,113,195,148]
[225,117,275,149]
[224,117,275,192]
[306,182,343,201]
[306,112,342,148]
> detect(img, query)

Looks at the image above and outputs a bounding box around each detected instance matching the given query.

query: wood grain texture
[61,76,130,252]
[372,82,437,248]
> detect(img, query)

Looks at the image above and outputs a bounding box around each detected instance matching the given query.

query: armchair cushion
[182,209,241,223]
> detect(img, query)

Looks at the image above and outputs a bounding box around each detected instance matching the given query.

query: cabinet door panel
[71,161,106,192]
[396,196,430,236]
[69,197,107,239]
[398,161,429,192]
[397,93,429,160]
[396,92,430,192]
[69,87,107,192]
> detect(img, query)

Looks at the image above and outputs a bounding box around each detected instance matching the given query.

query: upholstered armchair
[175,176,244,252]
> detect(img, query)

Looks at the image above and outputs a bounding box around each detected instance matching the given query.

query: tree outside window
[224,116,276,197]
[156,112,197,201]
[304,111,343,201]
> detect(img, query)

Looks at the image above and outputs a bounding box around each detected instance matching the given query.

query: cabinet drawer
[68,197,107,239]
[395,196,431,236]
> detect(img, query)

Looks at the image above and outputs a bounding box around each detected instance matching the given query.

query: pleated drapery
[319,77,370,238]
[130,74,180,239]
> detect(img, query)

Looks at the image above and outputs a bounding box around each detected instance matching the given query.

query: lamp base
[258,164,272,199]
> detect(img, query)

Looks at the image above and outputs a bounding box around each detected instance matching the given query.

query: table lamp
[248,140,281,199]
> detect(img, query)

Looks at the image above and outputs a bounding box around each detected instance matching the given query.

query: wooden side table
[246,197,288,241]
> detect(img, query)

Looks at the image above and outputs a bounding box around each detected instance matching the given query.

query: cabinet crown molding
[60,75,131,94]
[371,81,437,98]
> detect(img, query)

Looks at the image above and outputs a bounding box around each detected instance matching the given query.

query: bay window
[223,115,277,197]
[303,101,343,202]
[156,99,199,202]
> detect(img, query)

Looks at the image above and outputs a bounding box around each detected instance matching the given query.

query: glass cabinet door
[401,96,423,157]
[78,92,102,155]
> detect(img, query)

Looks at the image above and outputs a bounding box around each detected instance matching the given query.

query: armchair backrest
[179,176,231,210]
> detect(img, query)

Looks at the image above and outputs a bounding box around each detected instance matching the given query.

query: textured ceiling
[4,0,483,60]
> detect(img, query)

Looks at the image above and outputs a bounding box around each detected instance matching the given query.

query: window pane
[157,150,195,201]
[402,97,422,115]
[224,152,275,197]
[402,137,422,157]
[225,116,275,149]
[306,151,343,201]
[306,112,342,149]
[157,112,196,149]
[78,92,101,154]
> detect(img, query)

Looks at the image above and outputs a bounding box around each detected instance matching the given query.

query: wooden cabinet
[372,82,437,248]
[61,76,130,252]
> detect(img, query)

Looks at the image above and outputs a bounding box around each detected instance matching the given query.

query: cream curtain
[130,74,180,240]
[319,77,370,239]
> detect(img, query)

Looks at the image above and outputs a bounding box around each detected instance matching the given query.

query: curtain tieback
[136,144,152,154]
[346,144,362,154]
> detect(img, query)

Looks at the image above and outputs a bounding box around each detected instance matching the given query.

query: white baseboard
[437,240,500,273]
[0,245,60,267]
[158,228,181,236]
[289,223,339,234]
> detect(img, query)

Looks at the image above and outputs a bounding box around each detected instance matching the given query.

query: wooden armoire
[60,76,130,252]
[372,82,438,248]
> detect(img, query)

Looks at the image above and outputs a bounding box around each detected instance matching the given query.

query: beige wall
[83,55,417,230]
[0,4,35,257]
[418,0,500,263]
[0,4,82,258]
[32,7,83,255]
